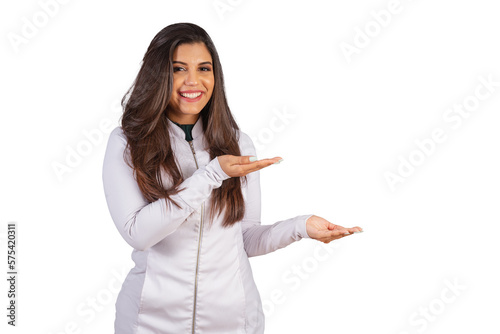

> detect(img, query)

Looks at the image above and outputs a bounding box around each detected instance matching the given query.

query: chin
[182,109,202,116]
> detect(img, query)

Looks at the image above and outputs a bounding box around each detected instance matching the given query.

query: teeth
[180,92,202,98]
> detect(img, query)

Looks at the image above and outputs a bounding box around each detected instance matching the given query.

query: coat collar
[166,115,203,141]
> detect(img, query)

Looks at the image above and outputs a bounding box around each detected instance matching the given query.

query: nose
[185,69,198,86]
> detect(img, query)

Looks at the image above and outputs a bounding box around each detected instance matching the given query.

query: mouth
[179,91,203,102]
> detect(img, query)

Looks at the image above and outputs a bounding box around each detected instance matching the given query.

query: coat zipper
[189,140,204,334]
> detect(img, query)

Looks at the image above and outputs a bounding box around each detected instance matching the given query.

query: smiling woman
[166,43,215,124]
[102,22,362,334]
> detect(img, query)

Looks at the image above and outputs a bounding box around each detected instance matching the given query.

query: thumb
[240,155,257,164]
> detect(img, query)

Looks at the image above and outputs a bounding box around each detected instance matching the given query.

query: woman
[102,22,362,334]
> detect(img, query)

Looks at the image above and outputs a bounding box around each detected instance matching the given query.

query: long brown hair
[120,22,246,228]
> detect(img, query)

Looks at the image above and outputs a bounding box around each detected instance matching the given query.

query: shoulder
[237,129,256,156]
[103,126,133,166]
[108,126,127,145]
[104,126,129,156]
[110,125,125,138]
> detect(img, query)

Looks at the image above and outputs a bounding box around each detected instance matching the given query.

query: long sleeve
[102,127,230,251]
[239,134,314,257]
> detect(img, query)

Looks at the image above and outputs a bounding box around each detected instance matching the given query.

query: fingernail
[353,231,363,233]
[249,156,258,162]
[343,231,350,235]
[273,158,284,165]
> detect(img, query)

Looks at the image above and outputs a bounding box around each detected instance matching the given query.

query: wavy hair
[120,22,246,227]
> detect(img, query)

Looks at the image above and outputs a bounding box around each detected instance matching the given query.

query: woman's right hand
[217,155,282,177]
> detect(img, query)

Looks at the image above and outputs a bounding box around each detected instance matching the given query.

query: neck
[167,113,199,125]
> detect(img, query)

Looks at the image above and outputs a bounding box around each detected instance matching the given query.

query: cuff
[297,214,314,239]
[207,156,231,182]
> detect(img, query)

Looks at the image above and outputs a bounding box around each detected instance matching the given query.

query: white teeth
[180,92,202,98]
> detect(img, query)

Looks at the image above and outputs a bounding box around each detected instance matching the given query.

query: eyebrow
[172,61,213,66]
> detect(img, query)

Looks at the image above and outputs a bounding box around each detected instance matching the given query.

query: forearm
[112,159,228,250]
[242,214,313,257]
[102,127,230,251]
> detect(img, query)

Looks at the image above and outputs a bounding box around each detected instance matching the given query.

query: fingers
[330,230,350,237]
[237,156,260,165]
[319,227,364,243]
[241,155,282,166]
[307,218,364,244]
[246,158,282,173]
[339,228,363,236]
[231,155,283,176]
[348,226,364,233]
[332,224,363,234]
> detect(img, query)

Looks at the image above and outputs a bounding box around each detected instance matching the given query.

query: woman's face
[166,42,215,124]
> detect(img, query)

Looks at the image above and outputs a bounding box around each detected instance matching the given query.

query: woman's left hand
[306,215,363,244]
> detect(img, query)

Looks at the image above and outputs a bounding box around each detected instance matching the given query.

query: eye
[173,66,185,72]
[199,67,212,72]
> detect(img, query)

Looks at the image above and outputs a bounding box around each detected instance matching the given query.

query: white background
[1,0,499,333]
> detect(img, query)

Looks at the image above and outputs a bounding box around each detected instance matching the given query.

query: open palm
[306,215,363,244]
